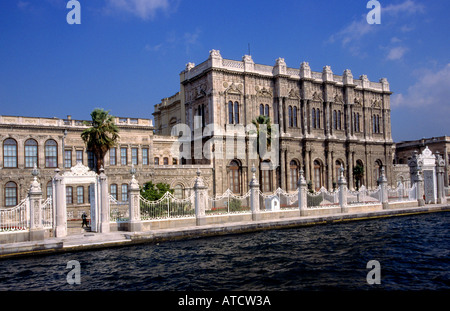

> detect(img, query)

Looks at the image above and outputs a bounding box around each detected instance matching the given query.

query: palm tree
[81,108,119,174]
[251,115,273,149]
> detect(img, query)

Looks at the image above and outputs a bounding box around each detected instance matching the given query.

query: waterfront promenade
[1,203,449,259]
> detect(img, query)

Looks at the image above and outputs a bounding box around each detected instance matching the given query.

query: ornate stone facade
[0,115,212,213]
[155,50,395,194]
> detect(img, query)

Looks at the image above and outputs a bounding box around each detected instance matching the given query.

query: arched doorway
[229,160,241,194]
[313,160,324,191]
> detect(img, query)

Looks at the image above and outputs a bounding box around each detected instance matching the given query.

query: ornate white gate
[52,163,109,237]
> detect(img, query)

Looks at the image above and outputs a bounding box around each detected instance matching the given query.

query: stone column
[194,169,207,226]
[98,167,110,233]
[378,167,389,209]
[298,168,308,216]
[29,165,45,241]
[338,165,348,213]
[408,151,425,206]
[249,165,261,221]
[53,169,67,237]
[436,153,447,204]
[128,166,142,232]
[416,169,425,207]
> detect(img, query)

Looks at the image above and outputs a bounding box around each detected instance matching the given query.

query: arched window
[338,111,342,130]
[154,157,159,165]
[288,106,293,127]
[174,184,184,199]
[5,181,18,207]
[314,160,323,191]
[376,115,380,133]
[357,113,360,132]
[229,160,241,194]
[45,139,58,168]
[289,160,299,191]
[335,160,344,184]
[228,101,234,124]
[316,109,321,129]
[260,160,272,193]
[163,157,169,165]
[333,110,337,130]
[374,160,383,185]
[25,139,38,168]
[293,106,298,127]
[265,104,269,117]
[312,108,316,129]
[234,101,239,124]
[3,138,17,168]
[259,104,264,116]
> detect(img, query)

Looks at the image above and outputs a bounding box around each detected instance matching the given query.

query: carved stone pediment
[256,86,273,98]
[334,93,344,104]
[225,83,242,95]
[288,88,300,99]
[63,162,98,177]
[311,91,323,102]
[372,100,382,108]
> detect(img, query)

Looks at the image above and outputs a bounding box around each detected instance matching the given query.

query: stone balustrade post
[249,165,261,221]
[29,164,45,241]
[128,166,142,232]
[53,169,67,237]
[98,167,110,233]
[338,165,348,213]
[194,169,207,226]
[297,168,307,216]
[436,153,447,204]
[378,167,389,209]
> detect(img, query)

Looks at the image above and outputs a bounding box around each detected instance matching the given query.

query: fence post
[298,168,307,216]
[249,165,261,221]
[29,164,45,241]
[338,165,348,213]
[98,167,110,233]
[194,169,207,226]
[436,153,447,204]
[128,165,142,232]
[408,151,425,206]
[378,167,389,209]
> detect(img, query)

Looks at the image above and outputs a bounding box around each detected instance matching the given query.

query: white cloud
[105,0,170,20]
[383,0,425,15]
[391,63,450,109]
[386,46,408,60]
[327,0,425,57]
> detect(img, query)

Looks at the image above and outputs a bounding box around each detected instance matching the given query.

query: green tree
[353,164,365,190]
[81,109,119,174]
[140,181,173,201]
[251,115,273,148]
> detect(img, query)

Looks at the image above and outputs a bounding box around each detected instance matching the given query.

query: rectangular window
[76,150,83,164]
[66,186,73,204]
[163,157,169,165]
[64,150,72,168]
[45,145,57,168]
[87,151,95,170]
[77,186,84,204]
[4,143,17,168]
[142,148,149,165]
[109,147,116,166]
[154,157,159,165]
[120,147,127,165]
[110,184,117,200]
[121,184,128,202]
[131,148,138,165]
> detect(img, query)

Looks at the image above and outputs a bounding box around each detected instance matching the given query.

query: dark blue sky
[0,0,449,142]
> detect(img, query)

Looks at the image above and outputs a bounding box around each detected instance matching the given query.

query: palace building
[154,50,395,194]
[1,49,396,210]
